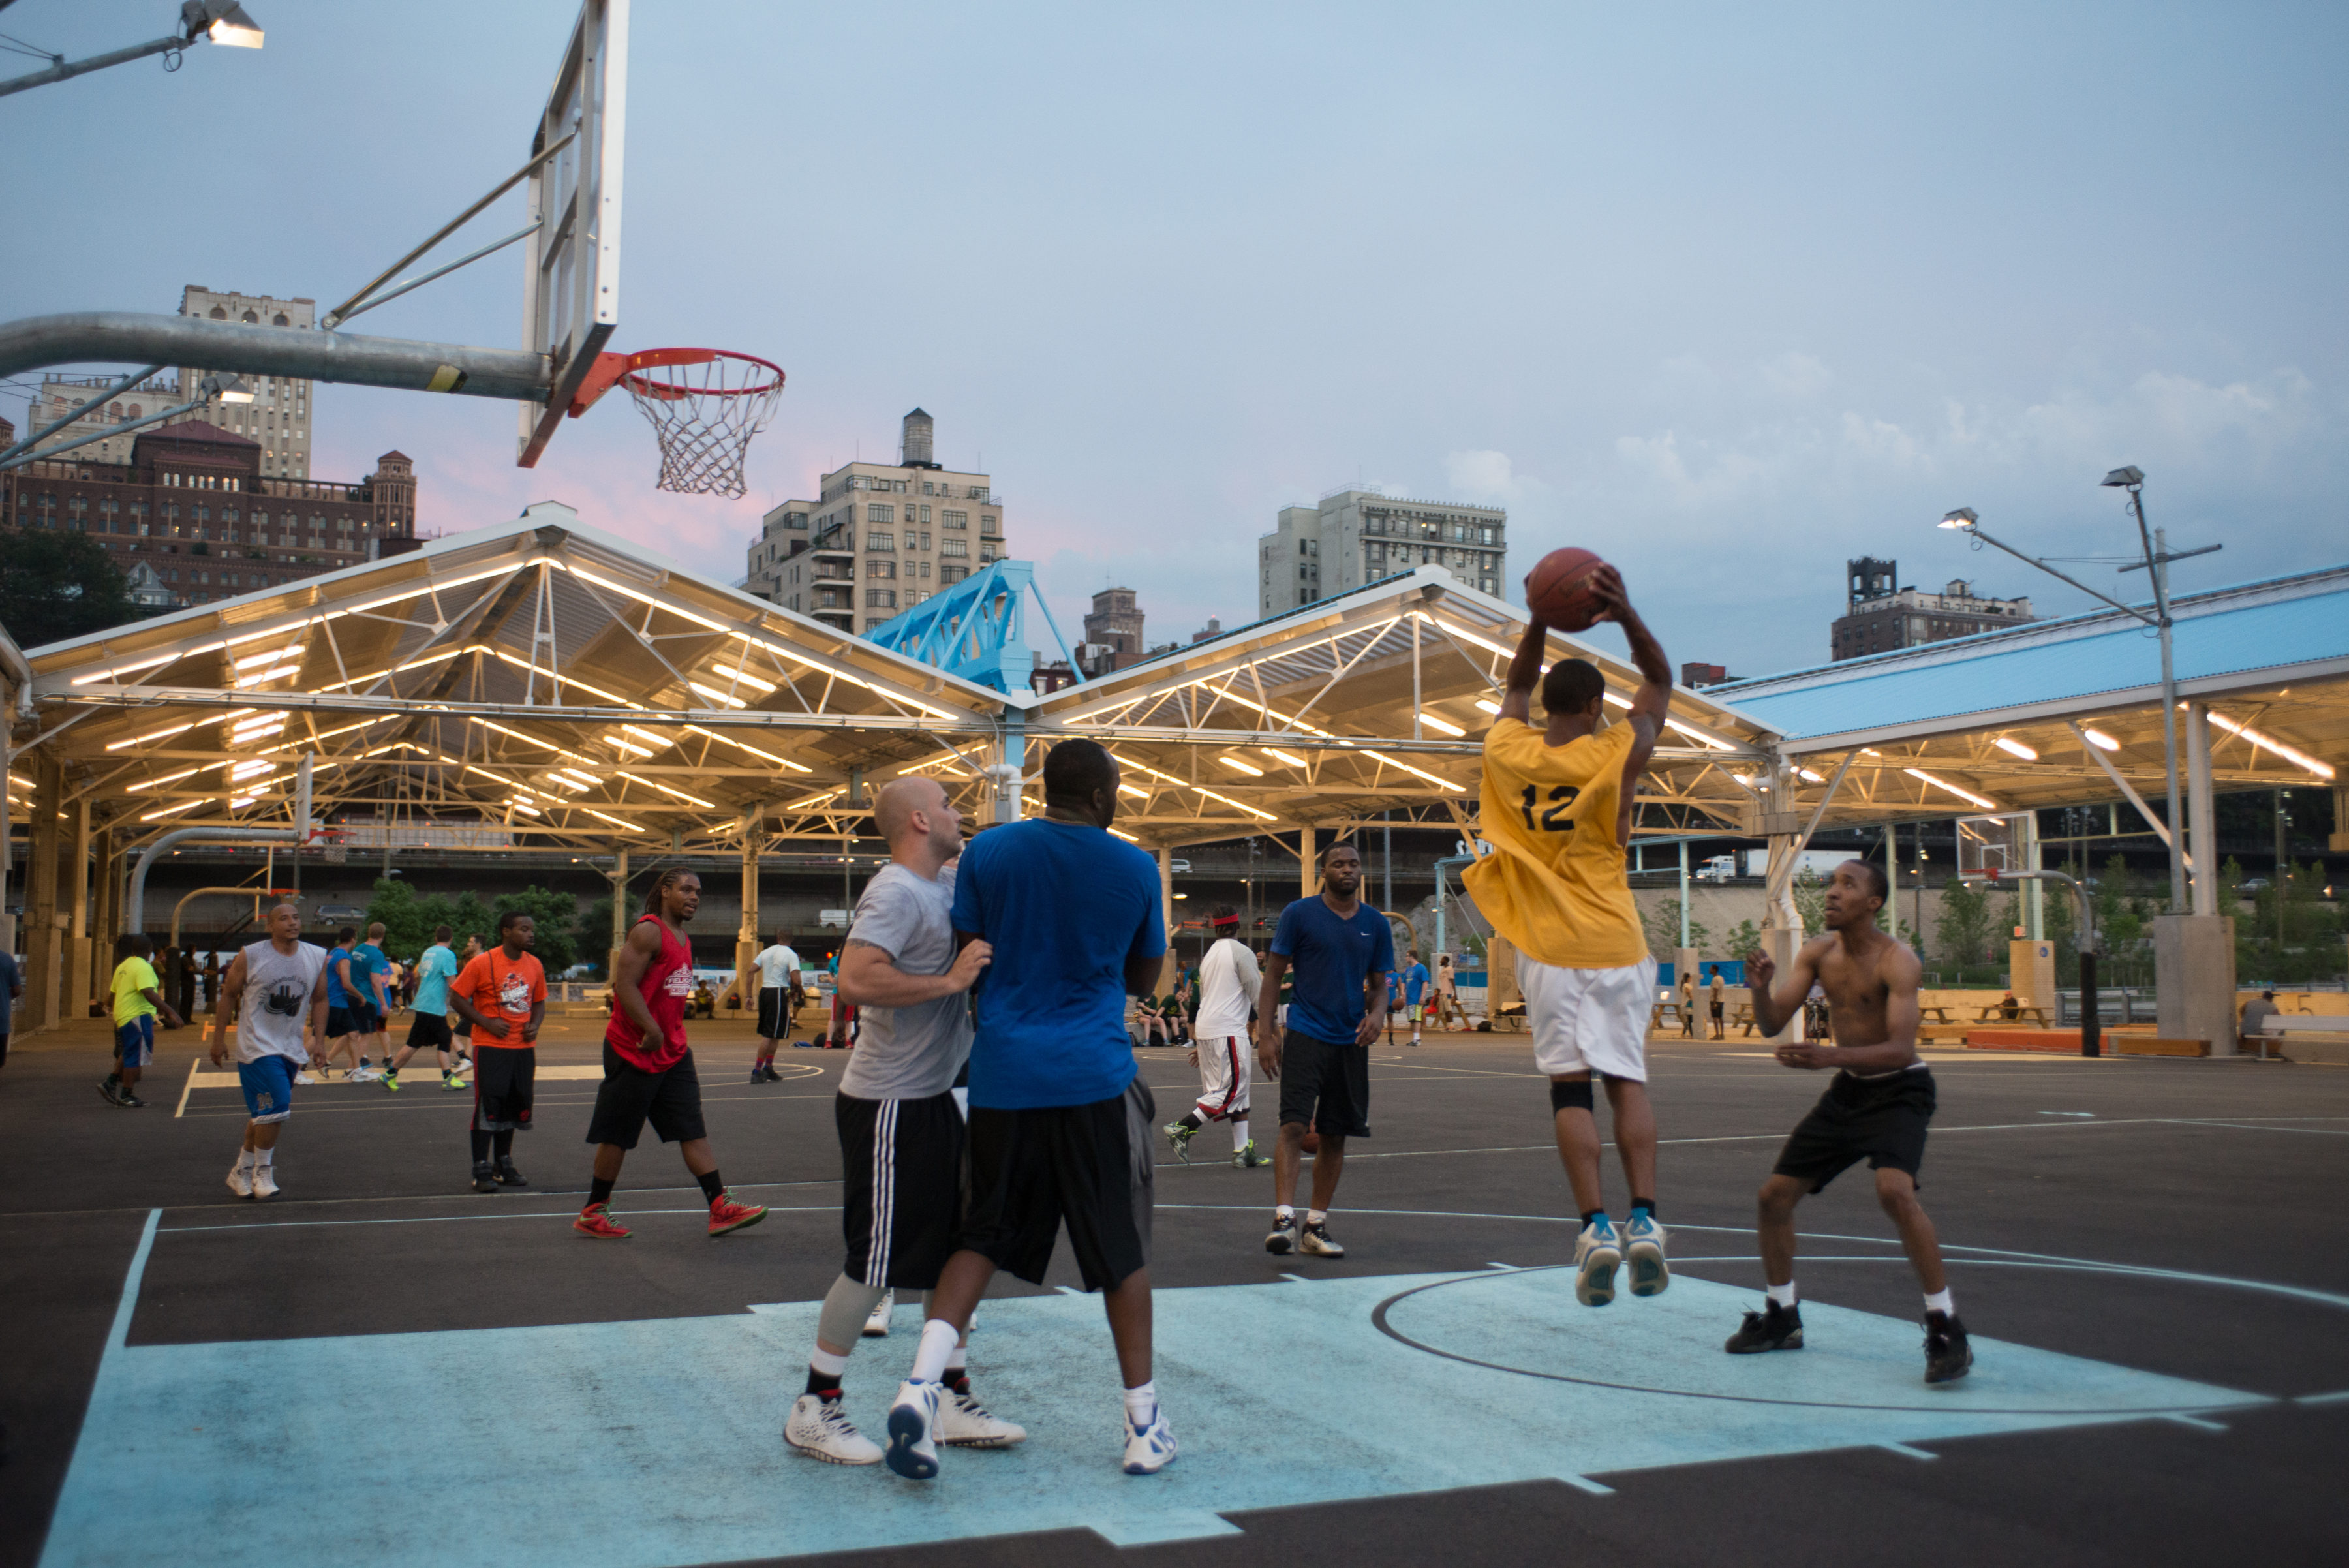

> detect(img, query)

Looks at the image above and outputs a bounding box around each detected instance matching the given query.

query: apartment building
[1259,487,1506,617]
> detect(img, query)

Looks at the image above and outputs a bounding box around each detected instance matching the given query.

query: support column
[89,824,115,1007]
[67,798,91,1018]
[989,711,1026,825]
[735,809,762,1009]
[2186,703,2218,916]
[1158,846,1178,991]
[606,849,629,983]
[0,726,13,958]
[1758,806,1803,1045]
[2157,701,2237,1052]
[24,752,63,1032]
[1299,823,1316,898]
[2330,784,2349,854]
[2021,810,2044,940]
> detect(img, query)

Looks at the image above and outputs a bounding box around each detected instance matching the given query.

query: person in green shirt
[102,933,183,1108]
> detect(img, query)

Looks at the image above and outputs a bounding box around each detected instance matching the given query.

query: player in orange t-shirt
[448,910,547,1194]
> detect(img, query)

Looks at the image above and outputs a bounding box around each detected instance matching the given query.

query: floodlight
[212,374,255,405]
[1939,508,1977,530]
[2100,466,2144,488]
[185,3,265,48]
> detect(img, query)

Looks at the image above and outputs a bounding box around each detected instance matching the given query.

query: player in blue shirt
[1400,951,1430,1047]
[883,738,1179,1481]
[1257,842,1394,1259]
[383,923,465,1093]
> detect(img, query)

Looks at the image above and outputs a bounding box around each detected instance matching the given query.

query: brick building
[0,422,420,609]
[1829,556,2034,662]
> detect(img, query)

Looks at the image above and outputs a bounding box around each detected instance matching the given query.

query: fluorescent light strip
[1360,749,1467,793]
[1993,737,2038,761]
[2081,728,2120,752]
[681,724,811,773]
[576,807,645,832]
[470,716,599,765]
[1109,827,1139,843]
[1475,699,1501,715]
[140,798,206,821]
[709,661,777,693]
[619,724,675,750]
[1261,747,1308,768]
[1419,713,1466,737]
[1903,767,2001,810]
[2206,711,2335,780]
[234,644,306,669]
[106,721,194,751]
[542,773,588,793]
[1117,784,1150,799]
[602,733,658,758]
[617,771,717,808]
[1218,756,1264,776]
[1114,758,1276,821]
[686,681,748,709]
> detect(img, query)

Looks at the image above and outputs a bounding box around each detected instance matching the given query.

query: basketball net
[615,349,786,499]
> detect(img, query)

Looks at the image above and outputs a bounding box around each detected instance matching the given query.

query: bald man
[786,775,1019,1464]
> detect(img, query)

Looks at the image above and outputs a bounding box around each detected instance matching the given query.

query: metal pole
[2080,947,2102,1058]
[0,33,189,100]
[1678,839,1690,947]
[0,363,166,469]
[1383,808,1392,912]
[2130,496,2188,914]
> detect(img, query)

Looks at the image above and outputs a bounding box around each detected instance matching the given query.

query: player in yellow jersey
[1464,564,1674,1308]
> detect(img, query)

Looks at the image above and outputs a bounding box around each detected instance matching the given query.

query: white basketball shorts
[1518,954,1657,1083]
[1192,1034,1250,1121]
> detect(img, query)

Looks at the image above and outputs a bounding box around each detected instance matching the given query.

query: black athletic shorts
[838,1088,966,1290]
[585,1043,707,1148]
[471,1045,536,1133]
[1773,1067,1937,1192]
[960,1079,1154,1292]
[1278,1029,1371,1138]
[326,1006,358,1038]
[758,986,790,1039]
[406,1013,453,1051]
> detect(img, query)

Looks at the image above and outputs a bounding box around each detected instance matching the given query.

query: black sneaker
[493,1158,529,1188]
[470,1161,498,1194]
[1264,1214,1298,1255]
[97,1079,128,1107]
[1724,1300,1804,1354]
[1924,1310,1973,1385]
[748,1066,766,1084]
[117,1090,146,1108]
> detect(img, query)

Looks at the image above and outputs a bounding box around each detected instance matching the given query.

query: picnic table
[1732,1002,1760,1038]
[1649,1000,1698,1034]
[1973,1004,2052,1027]
[1918,1005,1959,1026]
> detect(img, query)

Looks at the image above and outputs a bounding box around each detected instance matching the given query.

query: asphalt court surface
[3,1011,2346,1567]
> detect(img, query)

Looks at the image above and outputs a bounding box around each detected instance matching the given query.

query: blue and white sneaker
[1573,1215,1622,1307]
[1621,1211,1669,1297]
[1121,1398,1178,1475]
[883,1379,941,1479]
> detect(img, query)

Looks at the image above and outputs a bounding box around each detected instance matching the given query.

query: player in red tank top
[574,870,768,1240]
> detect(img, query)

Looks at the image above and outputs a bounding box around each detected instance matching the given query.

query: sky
[5,1,2344,677]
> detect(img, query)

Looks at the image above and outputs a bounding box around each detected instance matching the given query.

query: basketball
[1302,1130,1321,1155]
[1525,547,1608,632]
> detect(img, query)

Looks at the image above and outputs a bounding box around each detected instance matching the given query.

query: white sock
[808,1346,849,1377]
[1122,1379,1158,1426]
[946,1345,968,1374]
[1232,1120,1251,1152]
[234,1149,256,1170]
[255,1148,274,1167]
[910,1318,959,1383]
[1276,1204,1294,1220]
[1924,1287,1954,1315]
[1306,1209,1327,1226]
[1767,1282,1797,1308]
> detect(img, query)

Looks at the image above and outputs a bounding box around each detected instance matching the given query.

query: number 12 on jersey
[1520,784,1580,833]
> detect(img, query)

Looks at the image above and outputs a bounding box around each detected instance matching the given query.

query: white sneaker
[251,1162,280,1200]
[294,1072,318,1086]
[784,1393,883,1465]
[863,1291,895,1337]
[939,1389,1026,1447]
[1621,1211,1670,1297]
[1121,1398,1178,1475]
[883,1379,941,1480]
[1573,1216,1621,1307]
[226,1162,254,1199]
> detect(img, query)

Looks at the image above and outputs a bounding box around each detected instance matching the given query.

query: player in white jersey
[1163,908,1266,1167]
[749,930,802,1083]
[207,902,331,1200]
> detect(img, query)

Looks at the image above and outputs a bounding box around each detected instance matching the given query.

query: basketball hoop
[568,348,785,498]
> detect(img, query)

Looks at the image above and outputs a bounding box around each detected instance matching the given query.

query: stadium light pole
[1937,484,2213,914]
[0,3,262,100]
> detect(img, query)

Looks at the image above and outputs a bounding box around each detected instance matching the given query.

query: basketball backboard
[517,0,629,467]
[1956,812,2029,880]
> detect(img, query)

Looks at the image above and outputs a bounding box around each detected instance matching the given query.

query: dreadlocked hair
[642,865,693,915]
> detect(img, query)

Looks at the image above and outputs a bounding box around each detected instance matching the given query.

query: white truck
[1693,850,1854,884]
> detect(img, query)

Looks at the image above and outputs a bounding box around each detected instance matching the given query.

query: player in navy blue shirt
[885,739,1180,1481]
[1255,842,1394,1259]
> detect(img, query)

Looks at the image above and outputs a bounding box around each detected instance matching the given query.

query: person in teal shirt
[383,923,466,1093]
[1400,953,1431,1046]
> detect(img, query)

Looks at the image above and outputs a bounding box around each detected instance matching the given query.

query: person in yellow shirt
[1463,563,1672,1310]
[103,933,183,1108]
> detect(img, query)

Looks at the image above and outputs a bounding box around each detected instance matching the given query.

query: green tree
[1935,878,1999,970]
[361,880,582,970]
[0,530,144,647]
[1792,868,1827,938]
[1722,918,1763,963]
[491,886,585,976]
[1641,897,1712,960]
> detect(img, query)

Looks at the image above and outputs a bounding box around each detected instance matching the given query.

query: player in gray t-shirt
[784,775,1021,1466]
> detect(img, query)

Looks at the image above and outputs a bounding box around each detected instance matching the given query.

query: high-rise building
[178,286,317,478]
[0,422,421,610]
[1258,487,1506,617]
[23,371,185,467]
[1830,557,2035,661]
[752,409,1007,635]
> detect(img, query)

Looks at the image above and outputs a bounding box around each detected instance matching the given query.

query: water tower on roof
[900,407,938,469]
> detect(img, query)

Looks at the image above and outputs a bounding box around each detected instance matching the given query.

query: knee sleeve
[1549,1079,1594,1113]
[817,1273,889,1350]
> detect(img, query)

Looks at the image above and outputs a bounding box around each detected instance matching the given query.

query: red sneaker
[708,1191,767,1236]
[574,1202,632,1239]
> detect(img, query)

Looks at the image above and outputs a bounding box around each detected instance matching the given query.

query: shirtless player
[1728,859,1973,1385]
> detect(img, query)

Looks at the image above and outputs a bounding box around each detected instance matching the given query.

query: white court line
[161,1203,841,1235]
[1879,1442,1939,1460]
[174,1056,200,1119]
